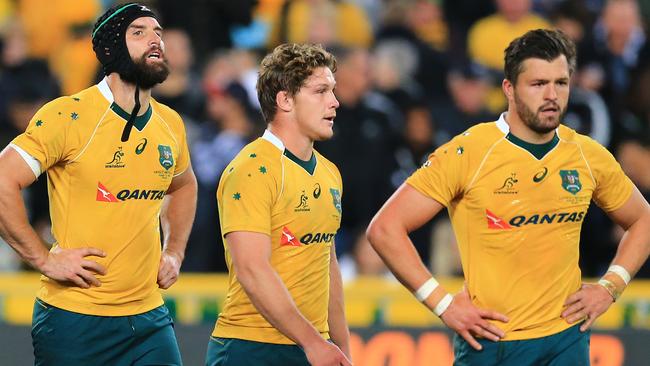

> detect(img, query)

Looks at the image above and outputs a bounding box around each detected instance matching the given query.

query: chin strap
[121,86,140,142]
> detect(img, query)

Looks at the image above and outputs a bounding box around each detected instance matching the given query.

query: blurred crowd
[0,0,649,278]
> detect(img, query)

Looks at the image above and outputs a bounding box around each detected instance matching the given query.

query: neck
[267,121,314,160]
[504,110,555,144]
[106,74,151,115]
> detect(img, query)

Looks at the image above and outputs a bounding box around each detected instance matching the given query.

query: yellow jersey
[407,114,633,340]
[11,79,190,316]
[213,130,343,344]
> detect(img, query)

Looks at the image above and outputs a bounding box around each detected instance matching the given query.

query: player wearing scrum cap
[0,3,197,364]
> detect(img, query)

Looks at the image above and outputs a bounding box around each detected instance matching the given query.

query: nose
[331,91,340,109]
[544,84,558,100]
[148,32,162,48]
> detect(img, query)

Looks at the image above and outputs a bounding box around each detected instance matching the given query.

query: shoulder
[228,138,283,173]
[559,124,616,163]
[444,122,504,151]
[315,150,341,176]
[151,98,184,128]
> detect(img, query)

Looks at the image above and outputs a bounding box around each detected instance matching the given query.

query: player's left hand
[562,283,614,331]
[157,250,183,289]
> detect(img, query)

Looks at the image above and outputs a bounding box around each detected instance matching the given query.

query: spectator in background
[443,0,495,60]
[153,28,204,144]
[467,0,550,72]
[157,0,258,64]
[432,61,497,145]
[374,0,449,102]
[17,0,100,94]
[615,135,650,277]
[186,81,260,272]
[267,0,373,48]
[578,0,650,146]
[467,0,550,113]
[315,46,399,257]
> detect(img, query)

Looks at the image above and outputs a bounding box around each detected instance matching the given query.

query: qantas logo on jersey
[96,182,165,201]
[96,182,118,202]
[300,232,336,245]
[486,209,586,229]
[280,227,300,247]
[116,189,166,201]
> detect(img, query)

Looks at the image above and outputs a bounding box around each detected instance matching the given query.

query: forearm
[367,221,448,306]
[237,262,324,348]
[0,184,49,269]
[328,253,350,357]
[603,211,650,292]
[161,178,197,260]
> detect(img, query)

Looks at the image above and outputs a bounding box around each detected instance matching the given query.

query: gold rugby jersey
[214,130,342,344]
[11,79,190,316]
[407,113,633,340]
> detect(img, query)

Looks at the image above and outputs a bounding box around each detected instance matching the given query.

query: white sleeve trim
[9,144,42,178]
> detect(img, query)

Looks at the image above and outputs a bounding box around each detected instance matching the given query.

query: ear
[276,91,293,113]
[502,78,514,101]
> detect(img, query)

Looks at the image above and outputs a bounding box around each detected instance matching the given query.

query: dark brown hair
[504,29,577,84]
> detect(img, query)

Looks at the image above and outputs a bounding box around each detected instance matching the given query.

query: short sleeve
[172,113,190,177]
[11,98,73,170]
[587,141,634,212]
[406,137,468,207]
[219,158,277,236]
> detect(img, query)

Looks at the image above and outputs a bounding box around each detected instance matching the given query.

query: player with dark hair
[206,43,351,366]
[0,3,197,364]
[367,29,650,365]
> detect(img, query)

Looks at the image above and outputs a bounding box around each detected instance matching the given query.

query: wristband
[607,265,631,285]
[414,277,439,302]
[434,293,453,316]
[598,278,620,301]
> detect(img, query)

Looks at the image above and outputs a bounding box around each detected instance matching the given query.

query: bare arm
[563,187,650,330]
[158,165,198,289]
[227,231,351,366]
[0,146,105,287]
[327,246,351,359]
[367,183,508,350]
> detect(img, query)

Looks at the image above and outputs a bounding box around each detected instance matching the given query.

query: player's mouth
[539,104,560,115]
[146,49,164,61]
[323,115,335,125]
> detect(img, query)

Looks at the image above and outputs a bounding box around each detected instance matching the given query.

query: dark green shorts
[454,323,590,366]
[32,298,182,366]
[205,337,310,366]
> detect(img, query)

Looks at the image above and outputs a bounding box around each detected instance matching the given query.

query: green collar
[506,132,559,160]
[110,103,152,131]
[283,149,316,175]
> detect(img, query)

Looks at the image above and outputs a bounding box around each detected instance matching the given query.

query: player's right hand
[440,287,509,351]
[303,339,353,366]
[40,246,106,288]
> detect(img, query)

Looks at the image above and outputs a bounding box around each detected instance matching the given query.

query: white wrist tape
[434,294,454,316]
[414,277,439,302]
[607,265,631,285]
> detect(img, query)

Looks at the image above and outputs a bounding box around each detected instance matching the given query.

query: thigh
[205,337,309,366]
[31,299,132,366]
[453,333,501,366]
[545,325,590,366]
[131,305,182,366]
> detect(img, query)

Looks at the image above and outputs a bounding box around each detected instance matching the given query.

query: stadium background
[0,0,649,364]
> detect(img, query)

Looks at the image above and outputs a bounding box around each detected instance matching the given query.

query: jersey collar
[498,112,560,160]
[97,77,152,132]
[262,129,317,175]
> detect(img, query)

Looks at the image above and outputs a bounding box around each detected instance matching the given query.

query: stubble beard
[513,92,565,135]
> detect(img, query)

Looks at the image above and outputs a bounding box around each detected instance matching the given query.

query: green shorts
[31,298,182,366]
[454,323,590,366]
[205,337,310,366]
